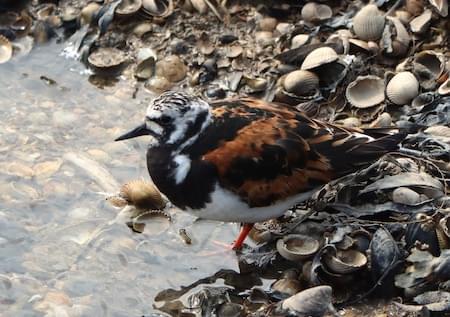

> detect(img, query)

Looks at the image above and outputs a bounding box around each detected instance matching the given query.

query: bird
[115,91,404,250]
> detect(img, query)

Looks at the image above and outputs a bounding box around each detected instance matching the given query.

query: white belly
[185,184,317,223]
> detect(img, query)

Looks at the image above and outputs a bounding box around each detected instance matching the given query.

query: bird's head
[115,91,211,147]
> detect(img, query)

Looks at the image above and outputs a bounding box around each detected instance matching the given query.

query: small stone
[392,187,421,205]
[155,55,187,82]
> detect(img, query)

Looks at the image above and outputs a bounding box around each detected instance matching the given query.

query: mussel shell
[345,75,385,108]
[386,71,419,105]
[0,34,12,63]
[87,47,128,77]
[323,249,367,274]
[276,234,320,261]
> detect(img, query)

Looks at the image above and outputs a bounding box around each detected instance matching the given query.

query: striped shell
[353,4,386,41]
[301,46,338,70]
[0,35,12,64]
[283,70,319,96]
[119,179,166,210]
[386,71,419,105]
[345,75,385,108]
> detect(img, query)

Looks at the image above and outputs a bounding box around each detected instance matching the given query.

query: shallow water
[0,42,243,316]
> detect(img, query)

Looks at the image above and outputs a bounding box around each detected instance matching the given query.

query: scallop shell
[352,4,386,41]
[300,46,338,70]
[119,179,166,210]
[141,0,173,17]
[115,0,142,17]
[345,75,385,108]
[301,3,332,23]
[438,78,450,96]
[323,249,367,274]
[283,70,319,96]
[276,234,320,261]
[0,35,13,64]
[386,71,419,105]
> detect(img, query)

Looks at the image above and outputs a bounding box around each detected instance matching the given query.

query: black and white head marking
[145,91,211,147]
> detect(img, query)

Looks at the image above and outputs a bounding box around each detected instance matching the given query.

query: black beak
[115,123,151,141]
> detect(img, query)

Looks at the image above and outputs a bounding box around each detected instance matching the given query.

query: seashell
[345,75,385,108]
[276,22,294,35]
[348,38,371,54]
[301,3,332,23]
[80,2,101,25]
[410,9,432,34]
[276,234,320,261]
[141,0,174,17]
[352,4,385,41]
[155,55,187,82]
[392,187,422,205]
[300,46,338,70]
[438,78,450,96]
[340,117,361,128]
[87,47,127,77]
[11,14,32,38]
[386,71,419,105]
[283,70,319,96]
[190,0,208,14]
[350,229,372,253]
[281,286,334,316]
[130,210,171,234]
[0,35,12,64]
[225,44,243,58]
[255,31,273,46]
[323,249,367,274]
[395,10,413,23]
[411,92,436,108]
[115,0,143,17]
[271,277,303,296]
[144,76,172,93]
[291,34,309,49]
[370,112,392,128]
[413,51,445,89]
[106,195,128,208]
[424,125,450,138]
[429,0,448,17]
[216,303,244,317]
[132,22,153,38]
[135,56,155,80]
[119,179,166,210]
[259,17,278,32]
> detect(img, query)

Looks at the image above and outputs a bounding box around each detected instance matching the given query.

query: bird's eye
[159,116,171,125]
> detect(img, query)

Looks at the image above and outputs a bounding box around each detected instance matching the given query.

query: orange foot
[231,223,254,250]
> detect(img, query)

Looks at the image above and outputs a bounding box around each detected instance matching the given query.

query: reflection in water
[0,42,245,316]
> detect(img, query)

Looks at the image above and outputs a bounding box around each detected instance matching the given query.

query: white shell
[438,78,450,96]
[424,125,450,138]
[386,71,419,105]
[142,0,173,17]
[323,249,367,274]
[370,112,392,128]
[301,46,338,70]
[410,9,432,34]
[353,4,386,41]
[0,35,12,64]
[291,34,309,49]
[281,286,333,315]
[388,17,410,47]
[345,75,385,108]
[283,70,319,96]
[276,234,320,261]
[301,3,332,23]
[392,187,421,205]
[414,50,445,79]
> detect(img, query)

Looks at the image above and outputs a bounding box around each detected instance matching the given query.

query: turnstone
[116,91,404,249]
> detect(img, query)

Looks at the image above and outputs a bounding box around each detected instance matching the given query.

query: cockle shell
[352,4,386,41]
[276,234,320,261]
[301,2,332,23]
[119,179,166,210]
[283,70,319,96]
[300,46,338,70]
[345,75,385,108]
[386,71,419,105]
[291,34,309,49]
[0,35,13,64]
[323,249,367,274]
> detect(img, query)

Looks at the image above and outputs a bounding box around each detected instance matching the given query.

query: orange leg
[232,223,254,250]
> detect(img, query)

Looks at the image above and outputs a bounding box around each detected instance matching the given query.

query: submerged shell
[119,180,166,210]
[301,3,332,23]
[301,46,338,70]
[386,71,419,105]
[0,35,13,64]
[353,4,386,41]
[283,70,319,96]
[345,75,385,108]
[277,234,320,261]
[87,47,127,76]
[323,249,367,274]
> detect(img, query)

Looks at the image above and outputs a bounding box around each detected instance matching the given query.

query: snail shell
[386,71,419,105]
[352,4,385,41]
